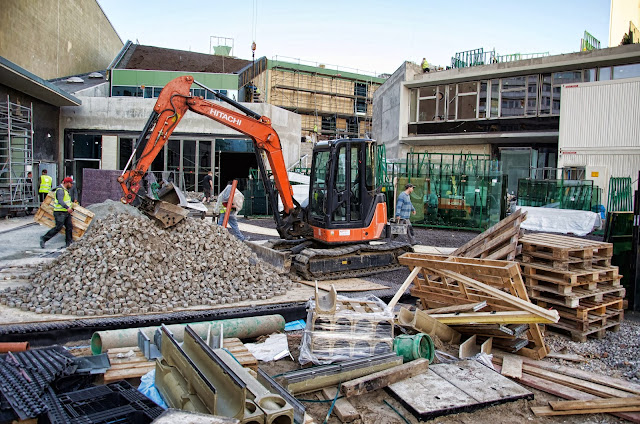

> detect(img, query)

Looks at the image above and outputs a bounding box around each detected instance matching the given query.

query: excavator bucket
[140,183,190,228]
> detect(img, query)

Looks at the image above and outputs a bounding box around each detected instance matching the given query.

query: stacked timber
[519,233,624,342]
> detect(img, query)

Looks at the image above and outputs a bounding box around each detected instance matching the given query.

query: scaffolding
[451,48,550,69]
[0,97,35,212]
[268,57,379,139]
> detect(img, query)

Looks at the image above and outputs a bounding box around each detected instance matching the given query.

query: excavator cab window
[310,150,330,219]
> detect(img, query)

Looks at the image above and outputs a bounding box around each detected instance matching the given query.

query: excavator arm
[119,75,307,238]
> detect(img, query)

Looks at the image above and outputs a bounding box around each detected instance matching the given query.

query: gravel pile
[185,191,205,201]
[545,319,640,382]
[87,199,147,222]
[0,214,292,316]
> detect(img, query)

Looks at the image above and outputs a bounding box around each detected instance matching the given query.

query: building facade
[373,44,640,194]
[0,0,123,80]
[259,58,385,141]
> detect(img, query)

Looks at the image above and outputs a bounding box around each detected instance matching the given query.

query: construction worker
[395,183,417,245]
[202,171,213,203]
[214,181,249,241]
[40,177,74,248]
[421,58,430,73]
[38,169,52,203]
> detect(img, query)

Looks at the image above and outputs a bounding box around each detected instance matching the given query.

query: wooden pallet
[398,253,551,360]
[544,318,622,342]
[525,274,622,296]
[536,296,624,320]
[521,263,620,286]
[521,252,611,271]
[450,209,526,261]
[223,337,258,371]
[34,192,94,240]
[520,233,613,261]
[529,284,626,309]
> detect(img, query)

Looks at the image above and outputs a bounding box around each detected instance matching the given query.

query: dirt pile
[0,214,292,316]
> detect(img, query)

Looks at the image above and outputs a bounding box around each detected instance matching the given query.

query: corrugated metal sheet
[559,78,640,150]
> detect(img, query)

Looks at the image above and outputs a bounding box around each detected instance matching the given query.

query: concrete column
[102,135,118,170]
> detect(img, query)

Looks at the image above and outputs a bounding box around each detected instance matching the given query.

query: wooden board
[532,405,640,416]
[34,192,94,240]
[341,358,429,398]
[501,355,523,379]
[387,360,533,421]
[549,396,640,411]
[297,278,388,292]
[321,387,360,422]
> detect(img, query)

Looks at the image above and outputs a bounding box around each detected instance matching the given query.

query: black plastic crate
[56,381,163,424]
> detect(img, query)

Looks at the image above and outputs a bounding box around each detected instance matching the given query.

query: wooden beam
[550,396,640,411]
[459,335,478,358]
[424,301,487,314]
[321,388,360,422]
[398,307,461,344]
[481,337,493,355]
[500,355,523,379]
[545,352,586,362]
[388,266,421,311]
[532,405,640,416]
[431,311,554,325]
[341,358,429,398]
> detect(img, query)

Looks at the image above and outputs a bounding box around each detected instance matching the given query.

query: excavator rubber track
[291,241,413,281]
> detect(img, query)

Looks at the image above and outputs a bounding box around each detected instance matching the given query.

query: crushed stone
[86,199,147,222]
[0,214,292,316]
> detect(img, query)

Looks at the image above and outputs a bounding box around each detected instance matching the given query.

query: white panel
[101,135,118,170]
[559,78,640,151]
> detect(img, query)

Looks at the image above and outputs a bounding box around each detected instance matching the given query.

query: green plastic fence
[607,177,633,212]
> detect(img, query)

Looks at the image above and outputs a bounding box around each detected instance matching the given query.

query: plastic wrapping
[299,293,394,365]
[138,369,168,409]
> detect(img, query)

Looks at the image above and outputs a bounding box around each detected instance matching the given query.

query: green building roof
[267,60,386,84]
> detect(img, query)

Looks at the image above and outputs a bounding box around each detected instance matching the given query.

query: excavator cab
[307,139,388,244]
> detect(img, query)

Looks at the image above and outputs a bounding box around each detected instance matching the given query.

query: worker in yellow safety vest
[40,177,74,248]
[421,58,430,73]
[38,169,53,203]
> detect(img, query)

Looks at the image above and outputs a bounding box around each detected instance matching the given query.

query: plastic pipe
[0,342,30,353]
[393,333,435,363]
[90,314,285,355]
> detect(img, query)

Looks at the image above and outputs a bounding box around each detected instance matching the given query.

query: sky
[97,0,611,76]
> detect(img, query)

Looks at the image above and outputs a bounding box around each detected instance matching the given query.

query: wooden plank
[532,405,640,416]
[341,358,429,398]
[451,209,525,257]
[321,387,360,422]
[424,301,487,314]
[388,266,421,310]
[493,352,640,395]
[545,352,586,362]
[431,311,554,325]
[459,335,478,358]
[103,363,155,382]
[480,337,492,355]
[500,355,523,379]
[550,396,640,411]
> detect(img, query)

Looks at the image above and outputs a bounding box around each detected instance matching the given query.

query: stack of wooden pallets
[519,233,625,342]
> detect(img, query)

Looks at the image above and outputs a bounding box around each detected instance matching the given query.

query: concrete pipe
[90,314,285,355]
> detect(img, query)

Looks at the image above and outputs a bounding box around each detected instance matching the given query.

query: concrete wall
[59,97,301,169]
[372,61,421,159]
[609,0,640,46]
[0,0,123,79]
[0,84,60,163]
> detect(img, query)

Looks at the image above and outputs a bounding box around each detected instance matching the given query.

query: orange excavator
[119,75,411,279]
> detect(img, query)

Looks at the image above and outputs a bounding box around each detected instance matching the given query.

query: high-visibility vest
[39,175,52,193]
[52,186,71,212]
[421,60,429,70]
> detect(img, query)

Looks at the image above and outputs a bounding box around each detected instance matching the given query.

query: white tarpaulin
[517,206,601,236]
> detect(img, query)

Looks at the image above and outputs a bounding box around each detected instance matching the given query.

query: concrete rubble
[0,214,292,316]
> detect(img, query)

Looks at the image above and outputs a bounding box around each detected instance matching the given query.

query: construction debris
[0,214,293,316]
[397,253,554,359]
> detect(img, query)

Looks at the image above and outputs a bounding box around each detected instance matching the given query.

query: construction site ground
[1,215,639,423]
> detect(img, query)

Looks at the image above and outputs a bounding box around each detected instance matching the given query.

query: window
[416,86,441,122]
[613,63,640,80]
[321,116,336,131]
[599,67,611,80]
[355,98,367,114]
[333,146,347,222]
[112,86,142,97]
[456,82,477,120]
[354,82,367,97]
[490,80,499,117]
[118,138,134,170]
[540,74,552,115]
[584,69,597,82]
[73,134,101,159]
[478,82,488,118]
[501,77,526,117]
[526,76,538,116]
[310,151,330,219]
[346,118,359,134]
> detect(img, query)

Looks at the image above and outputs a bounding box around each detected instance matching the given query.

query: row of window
[410,63,640,122]
[111,86,232,100]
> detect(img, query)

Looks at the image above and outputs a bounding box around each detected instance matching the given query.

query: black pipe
[193,80,262,121]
